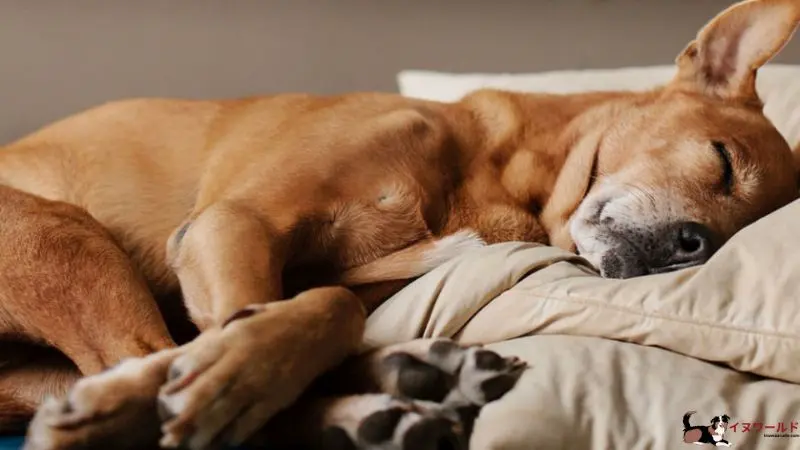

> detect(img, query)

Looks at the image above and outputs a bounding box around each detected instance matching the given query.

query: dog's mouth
[648,259,704,274]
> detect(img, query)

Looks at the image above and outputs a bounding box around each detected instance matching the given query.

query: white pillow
[397,65,800,148]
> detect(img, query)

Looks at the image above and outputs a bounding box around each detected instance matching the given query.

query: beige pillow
[472,335,800,449]
[366,198,800,384]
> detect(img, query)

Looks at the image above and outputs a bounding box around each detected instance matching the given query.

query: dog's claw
[154,306,311,450]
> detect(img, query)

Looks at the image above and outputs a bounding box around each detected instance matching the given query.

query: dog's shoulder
[455,89,525,149]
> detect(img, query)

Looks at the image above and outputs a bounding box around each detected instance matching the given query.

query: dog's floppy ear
[672,0,800,102]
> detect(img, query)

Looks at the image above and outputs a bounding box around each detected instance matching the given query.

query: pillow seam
[516,289,800,341]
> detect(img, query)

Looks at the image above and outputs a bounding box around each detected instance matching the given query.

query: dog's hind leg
[23,202,366,450]
[0,185,179,448]
[0,185,176,375]
[0,345,80,434]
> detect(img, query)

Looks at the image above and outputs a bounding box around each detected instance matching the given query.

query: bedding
[368,197,800,448]
[380,65,800,448]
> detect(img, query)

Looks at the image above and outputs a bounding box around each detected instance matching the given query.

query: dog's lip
[648,259,703,274]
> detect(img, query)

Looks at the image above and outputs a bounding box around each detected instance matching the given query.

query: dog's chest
[290,183,550,277]
[468,203,548,244]
[290,181,439,271]
[446,177,550,245]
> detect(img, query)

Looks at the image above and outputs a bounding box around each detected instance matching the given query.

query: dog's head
[569,0,800,278]
[711,414,731,435]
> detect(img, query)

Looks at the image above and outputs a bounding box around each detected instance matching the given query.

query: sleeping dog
[683,411,732,447]
[1,0,799,449]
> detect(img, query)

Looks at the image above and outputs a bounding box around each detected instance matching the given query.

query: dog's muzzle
[600,221,716,278]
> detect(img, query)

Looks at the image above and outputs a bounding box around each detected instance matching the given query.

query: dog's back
[683,412,712,444]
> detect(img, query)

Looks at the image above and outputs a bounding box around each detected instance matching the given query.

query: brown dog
[1,0,799,449]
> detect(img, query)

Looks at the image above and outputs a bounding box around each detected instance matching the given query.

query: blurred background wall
[1,0,798,143]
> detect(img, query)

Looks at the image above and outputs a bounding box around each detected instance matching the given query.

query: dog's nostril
[648,222,715,274]
[679,230,702,254]
[675,221,712,257]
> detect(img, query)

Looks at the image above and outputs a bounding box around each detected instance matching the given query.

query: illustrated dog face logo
[570,0,800,278]
[683,411,732,447]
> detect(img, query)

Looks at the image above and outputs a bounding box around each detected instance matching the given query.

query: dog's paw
[156,300,357,450]
[259,339,527,449]
[23,350,179,450]
[156,325,262,450]
[312,394,466,450]
[372,338,527,408]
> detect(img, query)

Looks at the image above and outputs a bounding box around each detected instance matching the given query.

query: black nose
[652,221,714,272]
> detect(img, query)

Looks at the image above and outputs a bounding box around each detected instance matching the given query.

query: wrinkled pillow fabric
[368,199,800,384]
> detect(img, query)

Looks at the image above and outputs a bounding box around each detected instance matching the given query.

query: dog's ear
[672,0,800,102]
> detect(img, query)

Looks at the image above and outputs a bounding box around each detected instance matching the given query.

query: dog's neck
[453,88,648,248]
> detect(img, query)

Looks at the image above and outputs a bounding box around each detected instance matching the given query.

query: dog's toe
[310,394,467,450]
[157,304,335,450]
[402,416,463,450]
[156,327,266,449]
[375,338,528,407]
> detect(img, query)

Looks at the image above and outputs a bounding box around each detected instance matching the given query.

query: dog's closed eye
[712,141,734,195]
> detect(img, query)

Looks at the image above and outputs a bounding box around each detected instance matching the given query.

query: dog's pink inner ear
[674,0,800,101]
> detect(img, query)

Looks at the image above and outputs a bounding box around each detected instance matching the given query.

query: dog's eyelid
[711,140,734,195]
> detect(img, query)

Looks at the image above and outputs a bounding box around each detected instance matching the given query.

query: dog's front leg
[154,202,367,449]
[24,202,365,450]
[165,202,288,329]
